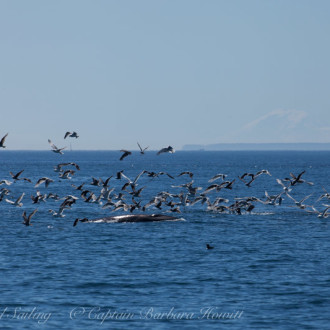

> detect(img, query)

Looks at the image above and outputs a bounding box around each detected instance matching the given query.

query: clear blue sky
[1,0,329,150]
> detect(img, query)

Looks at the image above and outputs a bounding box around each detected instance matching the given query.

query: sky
[1,0,330,150]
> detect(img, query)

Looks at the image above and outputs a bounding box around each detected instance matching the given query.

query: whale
[73,214,184,226]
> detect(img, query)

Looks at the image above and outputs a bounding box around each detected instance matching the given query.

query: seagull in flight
[276,178,292,192]
[22,209,38,226]
[0,133,8,148]
[54,162,80,172]
[0,179,13,186]
[238,170,270,187]
[64,131,79,139]
[157,146,175,155]
[119,150,132,161]
[178,171,194,179]
[317,187,330,202]
[286,192,313,209]
[310,205,330,218]
[288,170,313,186]
[73,218,89,226]
[137,142,149,155]
[9,169,31,182]
[59,169,75,180]
[49,207,66,218]
[48,139,66,154]
[31,191,47,204]
[35,177,54,188]
[208,173,227,182]
[5,192,25,207]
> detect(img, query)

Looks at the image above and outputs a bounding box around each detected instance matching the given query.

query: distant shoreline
[182,143,330,151]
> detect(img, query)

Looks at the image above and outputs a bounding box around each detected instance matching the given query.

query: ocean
[0,150,329,329]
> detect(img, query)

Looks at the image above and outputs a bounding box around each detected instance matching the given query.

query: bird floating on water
[206,244,214,250]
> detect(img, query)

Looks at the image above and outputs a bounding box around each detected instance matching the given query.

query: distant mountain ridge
[182,143,330,151]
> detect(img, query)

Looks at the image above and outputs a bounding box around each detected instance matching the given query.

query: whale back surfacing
[81,214,183,224]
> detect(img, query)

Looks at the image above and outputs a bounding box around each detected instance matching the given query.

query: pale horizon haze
[1,0,330,150]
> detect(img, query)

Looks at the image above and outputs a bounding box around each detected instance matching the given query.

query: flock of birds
[0,132,330,229]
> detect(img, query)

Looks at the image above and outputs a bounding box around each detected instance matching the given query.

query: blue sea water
[0,150,329,329]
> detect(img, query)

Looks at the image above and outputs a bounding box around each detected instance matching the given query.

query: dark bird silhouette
[54,162,80,172]
[90,177,101,186]
[116,170,124,180]
[157,146,175,155]
[206,244,214,250]
[71,183,85,190]
[208,173,227,182]
[59,169,75,180]
[64,131,79,139]
[221,179,235,190]
[100,176,112,188]
[9,169,31,182]
[22,209,38,226]
[119,150,132,161]
[239,174,256,187]
[35,177,54,188]
[73,217,88,226]
[46,193,60,201]
[59,196,77,209]
[238,170,270,187]
[145,171,174,179]
[129,186,146,198]
[203,183,223,194]
[137,142,149,154]
[115,170,132,182]
[0,133,8,148]
[289,170,313,186]
[178,171,194,178]
[31,191,46,204]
